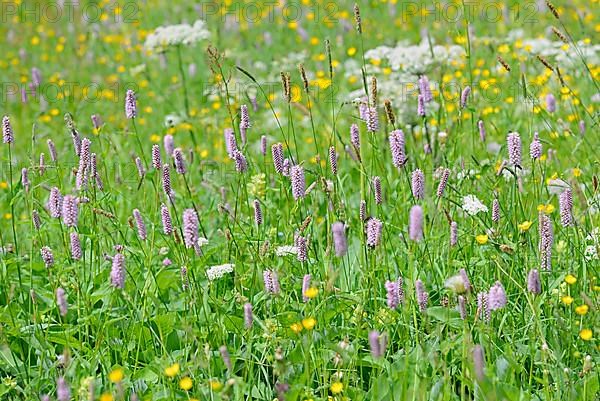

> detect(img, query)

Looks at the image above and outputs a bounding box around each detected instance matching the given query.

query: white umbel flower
[206,263,234,281]
[144,20,210,52]
[462,195,488,216]
[275,245,297,256]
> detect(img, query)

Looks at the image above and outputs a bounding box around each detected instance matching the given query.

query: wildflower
[111,253,126,289]
[478,120,486,142]
[173,148,186,174]
[161,204,173,235]
[109,368,124,383]
[476,234,488,244]
[243,303,253,328]
[366,106,379,132]
[419,75,433,102]
[2,116,14,144]
[302,274,311,302]
[368,330,386,358]
[450,221,458,247]
[462,195,488,216]
[575,305,589,315]
[206,264,234,281]
[304,287,319,299]
[332,222,348,257]
[415,279,428,312]
[296,236,308,262]
[409,205,424,241]
[144,20,210,52]
[163,134,174,156]
[32,210,41,230]
[302,317,316,330]
[477,292,490,322]
[561,295,573,305]
[135,157,145,178]
[350,123,360,151]
[546,93,556,113]
[411,169,425,199]
[260,135,267,155]
[458,295,467,319]
[473,345,485,381]
[527,269,541,295]
[132,209,147,240]
[559,189,573,227]
[164,363,180,378]
[330,382,343,394]
[56,287,68,316]
[182,209,199,249]
[417,94,426,117]
[530,133,542,159]
[329,146,337,175]
[565,274,576,284]
[125,89,136,119]
[179,376,193,391]
[579,329,593,341]
[57,377,71,401]
[389,130,406,168]
[232,150,248,173]
[445,274,467,294]
[290,165,306,200]
[372,176,382,204]
[271,143,284,174]
[62,195,78,227]
[290,322,303,334]
[488,281,507,311]
[263,270,281,294]
[507,132,522,167]
[436,168,450,197]
[41,246,54,267]
[209,380,223,391]
[366,218,383,248]
[518,221,533,231]
[385,278,404,309]
[460,86,471,108]
[219,346,232,370]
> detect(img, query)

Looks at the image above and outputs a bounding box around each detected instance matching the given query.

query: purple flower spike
[559,188,573,227]
[411,169,425,200]
[125,89,137,119]
[527,269,541,295]
[161,203,173,235]
[460,86,471,108]
[488,281,507,311]
[272,143,284,174]
[152,144,162,169]
[62,195,78,227]
[409,205,424,241]
[332,222,348,257]
[2,116,14,144]
[290,165,306,200]
[530,132,542,159]
[244,302,253,329]
[56,287,68,317]
[173,148,186,174]
[70,232,82,260]
[132,209,147,240]
[372,176,382,205]
[366,218,383,248]
[507,132,522,167]
[111,252,126,289]
[182,209,199,249]
[389,129,406,168]
[385,277,404,309]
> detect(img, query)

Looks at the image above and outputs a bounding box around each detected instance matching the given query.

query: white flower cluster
[275,245,297,256]
[363,41,466,73]
[144,20,210,52]
[206,263,234,281]
[462,195,488,216]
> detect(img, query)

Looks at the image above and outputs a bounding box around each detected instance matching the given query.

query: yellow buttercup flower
[290,322,303,334]
[108,368,124,383]
[575,305,589,315]
[164,363,180,377]
[330,382,343,394]
[561,296,573,305]
[304,287,319,299]
[579,329,593,341]
[179,376,193,391]
[518,221,532,231]
[99,394,113,401]
[572,168,582,177]
[209,379,223,391]
[475,234,488,245]
[565,274,577,285]
[302,317,316,330]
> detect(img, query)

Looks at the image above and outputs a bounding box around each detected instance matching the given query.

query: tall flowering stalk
[411,169,425,200]
[389,129,406,168]
[409,205,424,241]
[331,222,348,257]
[415,279,428,312]
[559,189,573,227]
[366,218,383,248]
[290,165,305,200]
[507,132,522,167]
[111,252,126,289]
[385,278,404,309]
